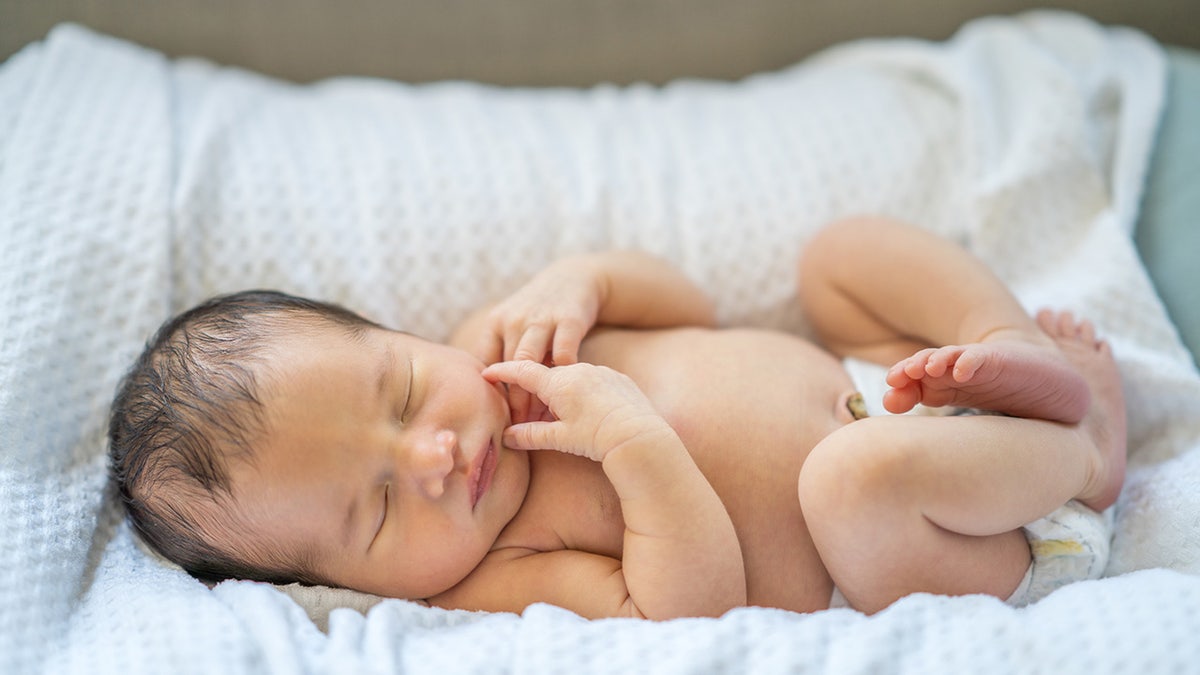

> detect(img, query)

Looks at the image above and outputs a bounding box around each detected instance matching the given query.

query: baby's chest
[581,328,849,467]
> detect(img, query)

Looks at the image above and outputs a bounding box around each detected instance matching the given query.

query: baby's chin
[405,545,501,602]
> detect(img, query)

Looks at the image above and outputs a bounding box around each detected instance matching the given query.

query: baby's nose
[411,430,457,499]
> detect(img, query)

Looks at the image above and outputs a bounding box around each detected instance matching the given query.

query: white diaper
[826,359,1115,610]
[1005,499,1113,607]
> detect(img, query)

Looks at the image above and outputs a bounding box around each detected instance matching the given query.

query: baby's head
[109,290,529,598]
[107,290,380,585]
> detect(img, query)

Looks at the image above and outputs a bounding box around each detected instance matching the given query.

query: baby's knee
[798,422,917,524]
[798,215,896,299]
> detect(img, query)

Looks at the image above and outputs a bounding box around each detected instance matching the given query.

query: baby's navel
[835,391,870,424]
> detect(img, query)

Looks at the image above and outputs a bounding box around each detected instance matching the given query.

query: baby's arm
[480,360,746,620]
[451,250,716,366]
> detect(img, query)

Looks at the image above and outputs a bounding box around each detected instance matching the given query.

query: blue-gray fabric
[1136,46,1200,365]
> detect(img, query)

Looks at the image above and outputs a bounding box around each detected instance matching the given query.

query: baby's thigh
[796,419,1032,611]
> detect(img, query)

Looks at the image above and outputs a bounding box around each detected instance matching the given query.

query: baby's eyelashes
[398,358,415,423]
[367,483,389,551]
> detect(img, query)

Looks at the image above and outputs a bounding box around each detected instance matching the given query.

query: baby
[108,216,1127,618]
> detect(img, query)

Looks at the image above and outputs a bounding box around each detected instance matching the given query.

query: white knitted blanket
[3,12,1200,674]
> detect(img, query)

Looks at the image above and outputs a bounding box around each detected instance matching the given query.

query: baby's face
[224,323,529,599]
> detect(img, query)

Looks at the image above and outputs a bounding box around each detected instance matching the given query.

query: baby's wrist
[600,422,692,492]
[601,419,677,457]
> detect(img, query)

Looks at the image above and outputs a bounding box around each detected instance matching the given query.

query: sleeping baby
[107,216,1127,618]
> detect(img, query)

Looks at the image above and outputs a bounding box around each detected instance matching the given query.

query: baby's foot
[882,317,1091,424]
[1037,310,1127,511]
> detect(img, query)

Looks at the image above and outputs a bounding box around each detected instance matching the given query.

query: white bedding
[3,11,1200,674]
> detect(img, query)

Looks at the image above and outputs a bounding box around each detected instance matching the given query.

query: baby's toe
[1037,309,1063,336]
[883,384,921,415]
[900,348,938,379]
[923,346,964,378]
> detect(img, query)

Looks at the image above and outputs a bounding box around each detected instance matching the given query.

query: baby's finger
[474,330,504,366]
[482,360,552,395]
[509,386,534,423]
[513,325,552,363]
[502,420,563,452]
[551,320,587,366]
[502,324,526,362]
[527,396,553,422]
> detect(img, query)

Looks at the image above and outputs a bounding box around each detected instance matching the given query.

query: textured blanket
[3,11,1200,674]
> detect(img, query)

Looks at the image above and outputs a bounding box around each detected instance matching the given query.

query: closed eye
[369,483,388,550]
[399,358,415,423]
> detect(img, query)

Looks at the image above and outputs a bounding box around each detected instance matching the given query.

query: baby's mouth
[470,440,498,509]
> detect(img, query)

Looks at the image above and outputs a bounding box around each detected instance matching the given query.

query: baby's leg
[799,216,1048,368]
[883,310,1092,423]
[799,314,1126,613]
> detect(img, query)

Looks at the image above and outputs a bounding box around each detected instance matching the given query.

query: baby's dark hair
[108,289,381,585]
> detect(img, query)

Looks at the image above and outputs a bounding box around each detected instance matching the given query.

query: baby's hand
[474,257,603,368]
[482,361,674,463]
[475,257,604,423]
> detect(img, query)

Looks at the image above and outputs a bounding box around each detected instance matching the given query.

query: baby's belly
[580,327,855,611]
